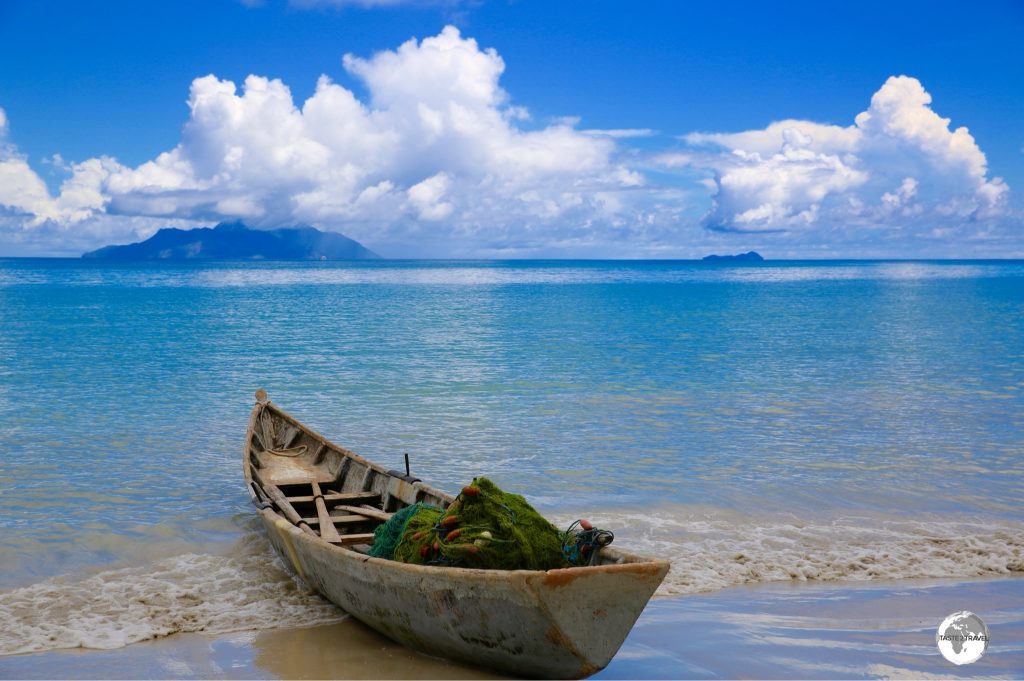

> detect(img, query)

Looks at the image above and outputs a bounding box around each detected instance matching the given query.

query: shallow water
[3,577,1021,679]
[0,258,1021,659]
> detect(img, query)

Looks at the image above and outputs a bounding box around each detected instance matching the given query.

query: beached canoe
[243,391,670,679]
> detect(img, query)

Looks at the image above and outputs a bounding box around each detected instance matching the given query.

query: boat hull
[258,508,668,678]
[244,398,669,678]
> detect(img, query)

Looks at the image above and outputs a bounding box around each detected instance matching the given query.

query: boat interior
[246,400,451,553]
[246,396,637,569]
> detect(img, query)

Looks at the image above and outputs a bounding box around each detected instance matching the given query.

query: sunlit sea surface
[0,259,1022,657]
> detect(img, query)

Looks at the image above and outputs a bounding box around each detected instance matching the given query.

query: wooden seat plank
[302,514,379,525]
[327,533,376,546]
[283,492,382,504]
[333,504,392,522]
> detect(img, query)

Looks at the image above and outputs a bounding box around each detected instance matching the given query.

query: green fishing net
[391,476,567,570]
[368,502,440,560]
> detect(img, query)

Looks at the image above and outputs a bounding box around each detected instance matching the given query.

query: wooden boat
[243,391,670,679]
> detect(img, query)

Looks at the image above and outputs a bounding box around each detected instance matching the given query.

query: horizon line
[3,256,1024,263]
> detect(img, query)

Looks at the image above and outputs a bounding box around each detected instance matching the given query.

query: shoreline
[3,574,1021,679]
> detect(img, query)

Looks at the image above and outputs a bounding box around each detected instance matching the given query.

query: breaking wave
[3,508,1022,656]
[0,537,344,656]
[571,508,1024,597]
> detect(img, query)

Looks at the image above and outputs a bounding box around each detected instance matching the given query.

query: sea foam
[3,511,1021,656]
[561,509,1024,597]
[0,546,344,656]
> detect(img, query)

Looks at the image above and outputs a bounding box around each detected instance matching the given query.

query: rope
[560,520,614,566]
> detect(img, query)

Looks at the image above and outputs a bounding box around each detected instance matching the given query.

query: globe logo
[936,611,988,665]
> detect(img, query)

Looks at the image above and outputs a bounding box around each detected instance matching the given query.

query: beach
[3,577,1021,679]
[1,259,1022,678]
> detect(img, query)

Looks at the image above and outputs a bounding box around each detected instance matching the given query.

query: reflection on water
[1,258,1022,288]
[596,577,1024,679]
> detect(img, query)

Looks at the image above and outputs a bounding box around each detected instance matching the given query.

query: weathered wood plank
[267,475,335,487]
[254,475,317,537]
[333,504,392,522]
[302,514,376,525]
[312,482,342,542]
[358,466,375,492]
[283,491,382,504]
[282,425,302,449]
[327,533,376,546]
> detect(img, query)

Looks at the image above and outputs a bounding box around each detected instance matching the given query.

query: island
[82,221,380,260]
[702,251,764,262]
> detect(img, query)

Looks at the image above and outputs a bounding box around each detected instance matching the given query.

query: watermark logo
[936,611,988,665]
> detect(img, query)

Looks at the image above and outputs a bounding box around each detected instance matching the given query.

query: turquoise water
[1,259,1022,656]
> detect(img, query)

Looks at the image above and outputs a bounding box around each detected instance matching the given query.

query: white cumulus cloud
[1,27,662,256]
[677,76,1010,236]
[0,109,117,228]
[0,45,1017,257]
[581,128,656,139]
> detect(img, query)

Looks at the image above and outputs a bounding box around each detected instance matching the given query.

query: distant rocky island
[82,221,380,260]
[702,251,764,262]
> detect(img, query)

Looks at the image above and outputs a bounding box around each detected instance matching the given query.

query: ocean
[0,259,1022,676]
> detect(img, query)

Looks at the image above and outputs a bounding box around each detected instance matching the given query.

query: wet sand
[0,618,504,680]
[2,577,1021,679]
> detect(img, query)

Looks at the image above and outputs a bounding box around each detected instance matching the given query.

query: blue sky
[0,0,1021,257]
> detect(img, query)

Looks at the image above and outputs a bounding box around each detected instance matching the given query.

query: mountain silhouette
[702,251,764,262]
[82,221,380,260]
